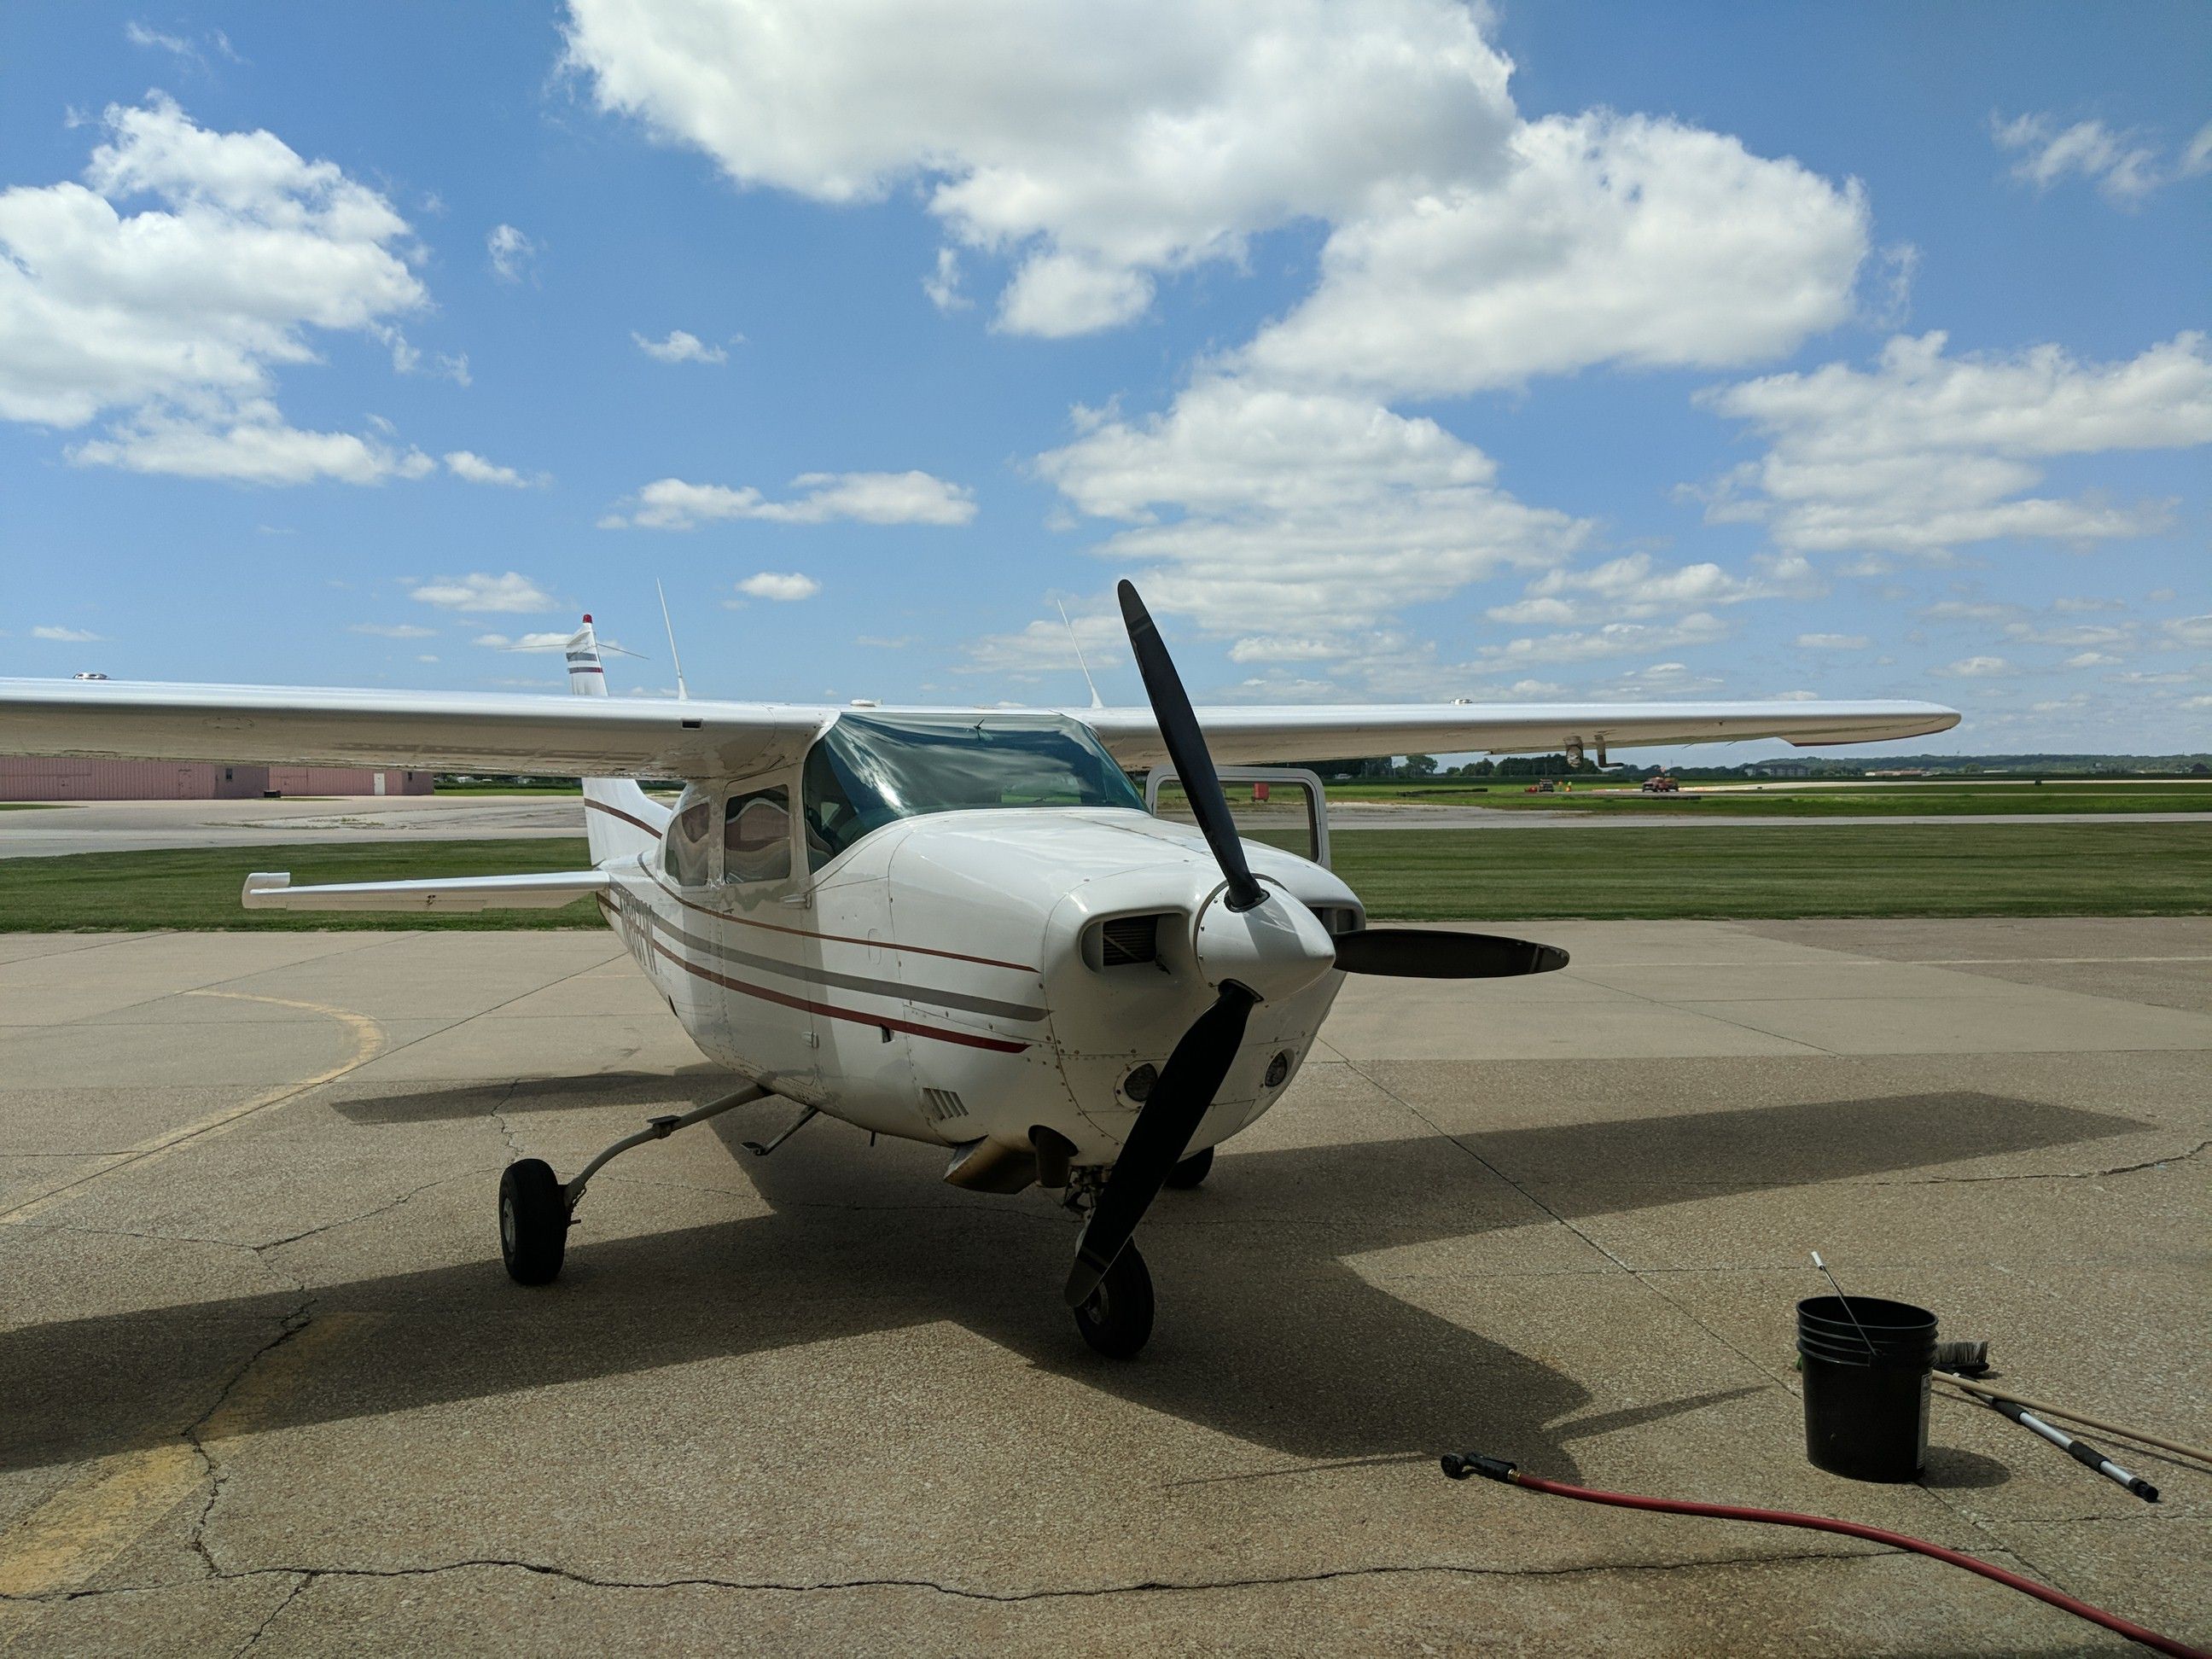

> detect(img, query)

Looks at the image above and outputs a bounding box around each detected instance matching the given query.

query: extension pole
[1969,1394,2158,1503]
[1934,1371,2212,1469]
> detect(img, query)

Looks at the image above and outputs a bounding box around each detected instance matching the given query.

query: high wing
[0,678,830,780]
[1076,699,1961,770]
[0,677,1957,778]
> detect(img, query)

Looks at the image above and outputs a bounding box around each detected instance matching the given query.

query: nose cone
[1193,884,1337,1004]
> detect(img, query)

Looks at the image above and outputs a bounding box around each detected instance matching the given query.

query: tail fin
[568,614,670,864]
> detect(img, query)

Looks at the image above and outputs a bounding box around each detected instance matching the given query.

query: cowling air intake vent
[1100,914,1160,967]
[919,1087,969,1126]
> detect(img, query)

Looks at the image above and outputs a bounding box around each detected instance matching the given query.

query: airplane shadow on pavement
[0,1091,2141,1482]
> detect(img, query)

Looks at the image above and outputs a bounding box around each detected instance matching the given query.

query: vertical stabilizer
[568,615,670,864]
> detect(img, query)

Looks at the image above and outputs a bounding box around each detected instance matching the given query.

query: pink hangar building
[0,758,435,801]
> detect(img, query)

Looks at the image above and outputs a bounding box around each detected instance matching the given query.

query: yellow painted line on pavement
[0,1314,379,1600]
[0,1447,203,1600]
[0,992,384,1226]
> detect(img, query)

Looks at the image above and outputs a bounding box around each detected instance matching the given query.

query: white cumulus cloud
[1992,113,2208,206]
[607,469,976,530]
[32,624,106,642]
[1795,632,1870,649]
[1936,655,2014,678]
[922,247,968,313]
[1693,331,2212,557]
[1484,551,1820,627]
[0,96,440,485]
[1470,614,1732,675]
[347,622,437,638]
[1036,377,1586,646]
[124,21,240,70]
[736,571,820,602]
[632,328,727,364]
[1243,112,1869,398]
[410,572,556,613]
[958,610,1130,676]
[69,403,436,485]
[486,222,536,281]
[565,0,1519,338]
[444,450,545,488]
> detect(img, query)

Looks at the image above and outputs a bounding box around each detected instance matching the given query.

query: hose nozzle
[1440,1452,1518,1483]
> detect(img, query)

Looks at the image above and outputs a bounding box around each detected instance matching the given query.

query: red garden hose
[1441,1452,2206,1658]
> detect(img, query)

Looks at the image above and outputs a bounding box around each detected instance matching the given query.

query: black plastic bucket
[1797,1295,1936,1481]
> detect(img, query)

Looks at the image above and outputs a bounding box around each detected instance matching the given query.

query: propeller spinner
[1064,582,1571,1311]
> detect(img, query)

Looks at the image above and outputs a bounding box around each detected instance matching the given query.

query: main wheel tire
[1163,1145,1214,1190]
[498,1158,569,1285]
[1072,1242,1155,1359]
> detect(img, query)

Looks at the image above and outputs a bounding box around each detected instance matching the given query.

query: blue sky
[3,1,2206,754]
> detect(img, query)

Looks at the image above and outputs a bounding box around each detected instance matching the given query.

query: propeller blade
[1064,981,1256,1307]
[1117,579,1266,913]
[1332,928,1569,980]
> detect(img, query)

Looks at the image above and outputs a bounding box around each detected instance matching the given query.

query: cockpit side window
[663,797,714,888]
[722,786,792,884]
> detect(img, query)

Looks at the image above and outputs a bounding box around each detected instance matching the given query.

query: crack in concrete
[486,1080,527,1162]
[1860,1138,2210,1187]
[21,1166,486,1266]
[229,1571,310,1658]
[179,1299,319,1581]
[256,1168,490,1252]
[2,1542,1888,1611]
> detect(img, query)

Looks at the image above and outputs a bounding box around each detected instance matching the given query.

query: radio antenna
[656,578,690,701]
[1057,600,1103,709]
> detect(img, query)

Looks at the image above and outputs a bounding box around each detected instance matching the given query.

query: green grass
[1328,823,2212,919]
[3,820,2206,929]
[0,839,603,931]
[0,802,64,812]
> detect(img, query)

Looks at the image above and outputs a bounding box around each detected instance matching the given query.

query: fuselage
[597,805,1362,1169]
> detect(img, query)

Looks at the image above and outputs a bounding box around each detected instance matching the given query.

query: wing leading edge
[0,677,1958,779]
[1076,699,1961,771]
[0,678,829,780]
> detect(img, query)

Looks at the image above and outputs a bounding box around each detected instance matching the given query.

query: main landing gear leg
[498,1082,768,1285]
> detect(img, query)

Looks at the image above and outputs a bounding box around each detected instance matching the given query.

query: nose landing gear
[1071,1242,1154,1359]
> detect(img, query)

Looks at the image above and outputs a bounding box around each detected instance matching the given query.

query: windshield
[801,713,1143,868]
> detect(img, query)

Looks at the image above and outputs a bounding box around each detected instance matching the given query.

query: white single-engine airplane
[0,585,1959,1356]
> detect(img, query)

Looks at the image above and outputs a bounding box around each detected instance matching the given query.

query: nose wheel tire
[1072,1242,1154,1359]
[1163,1146,1214,1190]
[498,1159,569,1285]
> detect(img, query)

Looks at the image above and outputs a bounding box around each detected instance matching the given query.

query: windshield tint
[801,713,1143,868]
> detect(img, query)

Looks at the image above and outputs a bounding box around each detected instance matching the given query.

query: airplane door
[705,779,822,1097]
